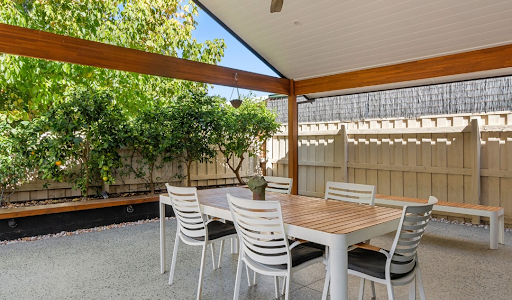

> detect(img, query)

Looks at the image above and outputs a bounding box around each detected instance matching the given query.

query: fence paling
[267,112,512,226]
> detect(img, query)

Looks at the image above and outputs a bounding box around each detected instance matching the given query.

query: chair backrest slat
[264,176,293,194]
[387,196,438,277]
[325,181,376,205]
[228,194,291,269]
[166,184,206,240]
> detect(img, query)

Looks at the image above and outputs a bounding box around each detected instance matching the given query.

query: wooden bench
[375,194,505,249]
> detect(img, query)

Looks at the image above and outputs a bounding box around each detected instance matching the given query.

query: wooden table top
[197,187,403,235]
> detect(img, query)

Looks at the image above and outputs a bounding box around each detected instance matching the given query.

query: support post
[471,118,481,224]
[288,80,299,195]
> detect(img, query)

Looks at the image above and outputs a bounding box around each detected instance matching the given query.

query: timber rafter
[0,23,290,95]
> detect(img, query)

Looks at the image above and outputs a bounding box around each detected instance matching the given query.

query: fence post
[340,124,348,182]
[471,118,481,224]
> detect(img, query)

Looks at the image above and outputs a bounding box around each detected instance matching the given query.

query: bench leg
[490,213,499,250]
[499,214,505,245]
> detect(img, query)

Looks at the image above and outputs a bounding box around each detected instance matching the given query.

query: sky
[191,8,279,100]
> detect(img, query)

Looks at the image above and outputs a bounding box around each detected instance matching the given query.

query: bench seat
[375,194,505,250]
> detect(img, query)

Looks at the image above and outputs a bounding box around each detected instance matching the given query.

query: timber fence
[266,112,512,226]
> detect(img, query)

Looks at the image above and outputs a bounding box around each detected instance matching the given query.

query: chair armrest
[289,239,309,250]
[204,217,222,225]
[354,242,381,252]
[354,242,390,257]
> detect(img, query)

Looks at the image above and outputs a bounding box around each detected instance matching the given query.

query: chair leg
[210,243,217,270]
[370,281,376,300]
[386,282,395,300]
[196,244,208,300]
[358,278,365,300]
[169,231,180,285]
[409,276,416,300]
[233,256,243,300]
[274,276,280,299]
[253,270,257,286]
[218,240,225,269]
[246,265,252,287]
[284,275,291,300]
[281,276,286,296]
[417,267,426,300]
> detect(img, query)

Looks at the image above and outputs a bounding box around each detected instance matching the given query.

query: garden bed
[0,193,172,241]
[0,184,241,241]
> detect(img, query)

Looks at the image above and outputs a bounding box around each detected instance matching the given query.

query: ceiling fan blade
[270,0,283,13]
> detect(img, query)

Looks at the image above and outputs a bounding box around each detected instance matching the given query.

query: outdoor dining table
[159,186,403,300]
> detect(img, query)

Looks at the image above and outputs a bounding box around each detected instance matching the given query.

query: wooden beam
[288,80,298,195]
[0,23,289,94]
[295,44,512,95]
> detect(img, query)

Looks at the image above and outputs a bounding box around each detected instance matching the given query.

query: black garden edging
[0,198,174,241]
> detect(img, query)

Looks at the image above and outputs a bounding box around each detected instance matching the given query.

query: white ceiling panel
[198,0,512,96]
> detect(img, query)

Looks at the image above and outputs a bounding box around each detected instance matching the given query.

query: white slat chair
[166,184,238,300]
[322,181,377,300]
[324,181,376,205]
[264,176,293,194]
[324,196,438,300]
[227,194,324,300]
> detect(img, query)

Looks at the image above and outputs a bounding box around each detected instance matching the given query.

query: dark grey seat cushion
[290,243,324,267]
[304,242,326,251]
[264,242,324,269]
[348,248,415,280]
[187,220,237,241]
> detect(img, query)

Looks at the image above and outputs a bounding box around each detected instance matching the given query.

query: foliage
[213,98,280,184]
[30,88,127,197]
[170,90,224,186]
[0,0,226,120]
[127,106,183,194]
[0,118,35,204]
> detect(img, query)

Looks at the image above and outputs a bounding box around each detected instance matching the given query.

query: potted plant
[230,98,243,108]
[247,175,267,200]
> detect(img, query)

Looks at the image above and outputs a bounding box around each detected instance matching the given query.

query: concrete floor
[1,219,511,300]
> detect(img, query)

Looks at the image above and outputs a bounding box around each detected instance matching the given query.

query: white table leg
[160,201,166,274]
[231,237,239,254]
[329,246,348,300]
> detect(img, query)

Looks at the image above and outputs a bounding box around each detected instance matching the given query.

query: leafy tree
[213,98,280,184]
[127,106,183,194]
[0,118,35,205]
[170,90,224,187]
[0,0,226,120]
[31,88,127,197]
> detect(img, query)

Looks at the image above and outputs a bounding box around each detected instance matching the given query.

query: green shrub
[170,90,224,186]
[127,106,183,194]
[213,98,280,184]
[0,118,35,205]
[31,88,127,197]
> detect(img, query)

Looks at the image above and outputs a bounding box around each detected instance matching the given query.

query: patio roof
[196,0,512,98]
